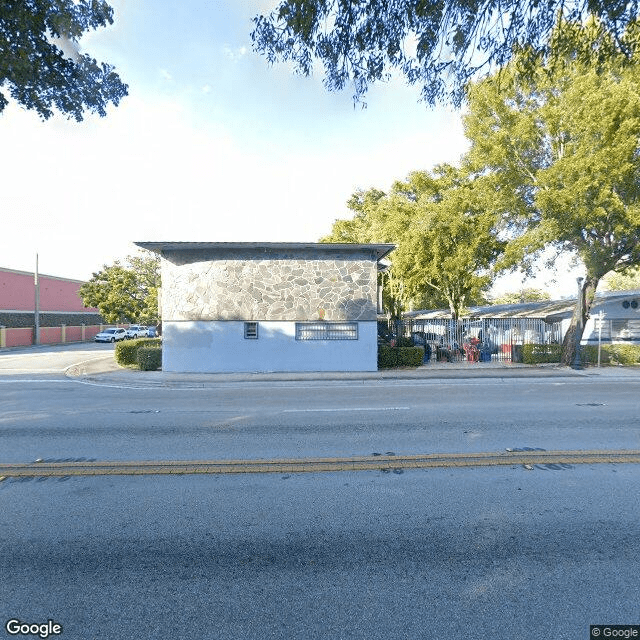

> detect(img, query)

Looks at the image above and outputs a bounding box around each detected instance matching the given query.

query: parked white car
[126,325,149,339]
[94,328,127,343]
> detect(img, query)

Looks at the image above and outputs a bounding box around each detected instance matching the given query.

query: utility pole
[34,254,40,345]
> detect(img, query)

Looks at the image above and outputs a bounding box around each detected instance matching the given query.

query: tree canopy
[464,20,640,362]
[491,288,551,304]
[80,253,160,325]
[322,166,505,318]
[0,0,127,120]
[251,0,640,105]
[603,266,640,291]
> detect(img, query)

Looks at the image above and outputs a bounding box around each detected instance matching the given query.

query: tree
[603,266,640,290]
[322,166,505,318]
[492,288,551,304]
[80,253,160,325]
[464,20,640,364]
[395,169,505,318]
[251,0,640,106]
[0,0,127,120]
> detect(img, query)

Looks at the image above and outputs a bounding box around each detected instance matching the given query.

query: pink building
[0,267,103,348]
[0,267,96,313]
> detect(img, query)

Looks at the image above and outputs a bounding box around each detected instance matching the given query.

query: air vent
[244,322,258,339]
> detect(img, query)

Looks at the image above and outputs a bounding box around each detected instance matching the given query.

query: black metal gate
[381,317,563,363]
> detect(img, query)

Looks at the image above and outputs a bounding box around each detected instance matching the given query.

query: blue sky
[0,0,579,295]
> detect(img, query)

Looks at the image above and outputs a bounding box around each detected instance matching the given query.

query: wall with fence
[0,324,105,349]
[384,317,563,364]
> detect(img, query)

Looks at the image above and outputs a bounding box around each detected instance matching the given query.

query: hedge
[522,344,563,364]
[115,338,162,367]
[581,345,611,365]
[378,346,424,368]
[522,343,640,365]
[605,344,640,365]
[137,346,162,371]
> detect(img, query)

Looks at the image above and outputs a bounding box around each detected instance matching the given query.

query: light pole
[34,253,40,345]
[571,276,584,370]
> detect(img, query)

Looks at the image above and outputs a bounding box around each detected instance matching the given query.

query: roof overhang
[135,241,395,261]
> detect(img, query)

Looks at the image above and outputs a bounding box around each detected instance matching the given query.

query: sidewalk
[68,355,640,388]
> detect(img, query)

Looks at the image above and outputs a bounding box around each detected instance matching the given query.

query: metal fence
[381,317,563,363]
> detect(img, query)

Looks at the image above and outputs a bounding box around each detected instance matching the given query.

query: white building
[406,289,640,344]
[136,242,394,373]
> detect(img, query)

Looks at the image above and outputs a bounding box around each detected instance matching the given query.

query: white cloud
[223,45,248,62]
[0,75,470,282]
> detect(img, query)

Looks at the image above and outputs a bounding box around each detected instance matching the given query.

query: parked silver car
[126,325,149,339]
[94,328,127,343]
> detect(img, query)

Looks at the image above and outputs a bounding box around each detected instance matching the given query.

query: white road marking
[0,368,63,372]
[0,379,72,384]
[283,407,410,412]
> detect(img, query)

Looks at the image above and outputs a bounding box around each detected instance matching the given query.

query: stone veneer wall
[161,248,378,322]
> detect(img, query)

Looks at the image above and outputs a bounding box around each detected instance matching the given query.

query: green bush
[605,343,640,365]
[378,346,424,368]
[137,346,162,371]
[400,346,425,367]
[115,337,161,367]
[522,344,563,364]
[581,345,610,365]
[115,339,142,366]
[521,342,640,366]
[378,346,399,368]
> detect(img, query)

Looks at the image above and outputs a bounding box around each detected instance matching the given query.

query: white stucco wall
[162,321,378,372]
[561,297,640,343]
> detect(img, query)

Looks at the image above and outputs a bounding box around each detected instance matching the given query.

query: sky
[0,0,582,297]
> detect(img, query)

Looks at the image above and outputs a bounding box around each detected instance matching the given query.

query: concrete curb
[64,354,640,388]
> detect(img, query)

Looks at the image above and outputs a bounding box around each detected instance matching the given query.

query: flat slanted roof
[135,241,395,261]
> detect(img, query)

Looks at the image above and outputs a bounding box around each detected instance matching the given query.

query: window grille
[295,322,358,341]
[244,322,258,339]
[612,319,640,340]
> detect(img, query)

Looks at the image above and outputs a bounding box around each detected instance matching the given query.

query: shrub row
[605,344,640,365]
[115,338,162,367]
[522,343,640,365]
[581,345,611,365]
[522,344,563,364]
[378,346,424,368]
[137,346,162,371]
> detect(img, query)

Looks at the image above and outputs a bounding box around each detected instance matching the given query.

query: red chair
[463,343,479,362]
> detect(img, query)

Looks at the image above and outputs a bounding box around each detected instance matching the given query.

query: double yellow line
[1,450,639,478]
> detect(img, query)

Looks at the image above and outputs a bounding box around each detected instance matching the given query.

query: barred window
[295,322,358,341]
[612,319,640,340]
[244,322,258,339]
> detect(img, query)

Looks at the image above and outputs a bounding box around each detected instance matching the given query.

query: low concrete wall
[1,327,33,348]
[162,321,378,373]
[0,324,105,348]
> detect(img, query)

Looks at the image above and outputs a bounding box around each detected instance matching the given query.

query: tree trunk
[560,275,598,366]
[448,299,459,321]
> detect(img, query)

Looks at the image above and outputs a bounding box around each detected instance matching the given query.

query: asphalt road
[2,466,639,640]
[1,345,640,640]
[0,345,639,462]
